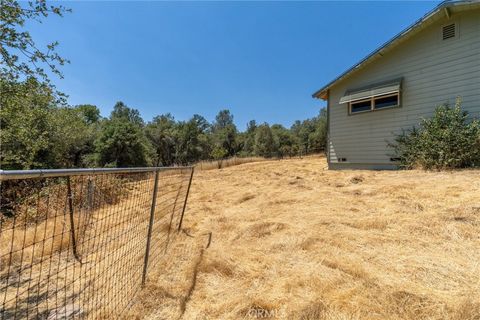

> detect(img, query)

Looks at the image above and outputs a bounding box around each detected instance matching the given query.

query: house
[312,0,480,169]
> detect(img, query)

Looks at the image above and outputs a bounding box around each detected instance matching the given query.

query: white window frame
[348,92,400,115]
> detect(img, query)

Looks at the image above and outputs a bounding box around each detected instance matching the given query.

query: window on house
[373,94,399,109]
[340,78,402,115]
[349,93,399,114]
[350,99,372,113]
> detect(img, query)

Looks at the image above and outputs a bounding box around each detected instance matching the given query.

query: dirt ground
[132,156,480,320]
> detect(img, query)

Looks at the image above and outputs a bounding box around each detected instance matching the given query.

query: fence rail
[0,166,194,319]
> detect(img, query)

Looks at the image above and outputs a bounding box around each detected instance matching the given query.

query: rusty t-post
[66,177,82,264]
[177,167,194,232]
[142,170,160,286]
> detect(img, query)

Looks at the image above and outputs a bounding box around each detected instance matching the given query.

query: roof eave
[311,0,479,100]
[314,90,328,100]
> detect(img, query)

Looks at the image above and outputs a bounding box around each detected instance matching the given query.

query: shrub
[390,99,480,169]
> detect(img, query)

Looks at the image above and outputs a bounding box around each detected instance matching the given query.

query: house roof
[312,0,480,100]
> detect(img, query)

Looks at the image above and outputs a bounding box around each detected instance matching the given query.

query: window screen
[374,95,399,109]
[350,100,372,113]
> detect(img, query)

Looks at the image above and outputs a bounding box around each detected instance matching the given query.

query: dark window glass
[350,100,371,113]
[374,95,398,109]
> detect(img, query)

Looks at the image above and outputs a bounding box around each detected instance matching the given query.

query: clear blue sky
[32,1,438,130]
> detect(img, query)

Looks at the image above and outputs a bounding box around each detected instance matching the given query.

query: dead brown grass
[0,171,192,318]
[137,155,480,319]
[195,156,267,170]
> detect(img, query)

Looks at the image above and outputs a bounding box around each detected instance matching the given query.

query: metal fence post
[0,165,194,318]
[142,170,160,287]
[177,167,194,232]
[66,177,82,264]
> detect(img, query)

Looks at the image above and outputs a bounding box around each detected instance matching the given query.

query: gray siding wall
[328,9,480,169]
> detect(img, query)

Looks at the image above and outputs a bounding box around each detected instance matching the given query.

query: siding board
[328,9,480,168]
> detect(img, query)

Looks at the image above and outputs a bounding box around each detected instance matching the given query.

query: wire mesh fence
[0,166,194,319]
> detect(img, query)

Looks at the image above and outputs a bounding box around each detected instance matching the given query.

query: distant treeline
[0,78,327,170]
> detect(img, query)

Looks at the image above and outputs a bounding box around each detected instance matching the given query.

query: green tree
[271,124,297,158]
[290,108,327,155]
[210,146,228,169]
[254,123,276,158]
[76,104,101,124]
[308,108,327,153]
[241,120,257,155]
[291,119,311,154]
[95,102,150,167]
[49,107,97,167]
[192,114,211,133]
[191,114,213,160]
[0,78,56,169]
[0,0,70,96]
[212,110,238,157]
[217,124,238,156]
[213,109,234,131]
[145,114,176,166]
[174,119,204,165]
[391,99,480,169]
[0,78,98,169]
[110,101,144,126]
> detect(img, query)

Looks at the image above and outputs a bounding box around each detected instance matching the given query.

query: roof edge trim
[311,0,479,99]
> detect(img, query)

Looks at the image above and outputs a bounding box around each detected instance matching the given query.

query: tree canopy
[0,1,327,170]
[0,0,70,99]
[0,79,327,169]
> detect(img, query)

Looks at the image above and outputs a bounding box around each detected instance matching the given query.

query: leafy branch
[0,0,71,100]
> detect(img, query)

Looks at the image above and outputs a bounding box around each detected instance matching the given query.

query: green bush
[391,99,480,169]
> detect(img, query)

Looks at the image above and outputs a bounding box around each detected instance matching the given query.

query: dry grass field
[195,156,267,171]
[132,155,480,320]
[0,170,192,319]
